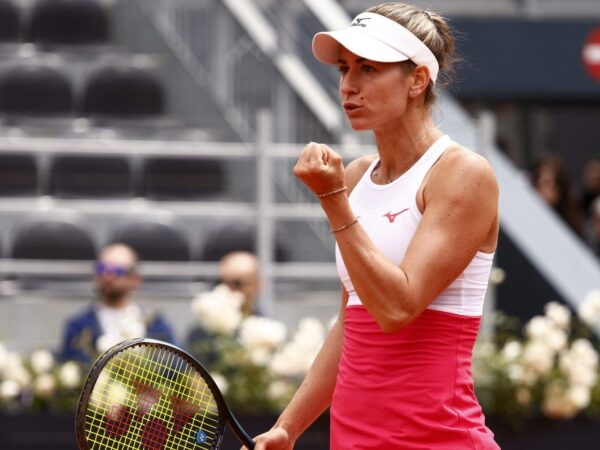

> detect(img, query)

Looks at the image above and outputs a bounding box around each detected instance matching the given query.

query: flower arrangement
[2,282,599,427]
[188,284,327,415]
[474,289,600,428]
[0,345,85,413]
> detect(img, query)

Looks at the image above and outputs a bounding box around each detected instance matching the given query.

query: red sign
[582,27,600,81]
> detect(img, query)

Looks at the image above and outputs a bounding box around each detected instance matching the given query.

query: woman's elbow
[376,310,415,334]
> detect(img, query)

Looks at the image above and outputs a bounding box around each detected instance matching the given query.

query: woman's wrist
[315,186,347,199]
[271,422,296,447]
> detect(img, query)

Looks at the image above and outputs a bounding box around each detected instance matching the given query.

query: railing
[0,110,373,315]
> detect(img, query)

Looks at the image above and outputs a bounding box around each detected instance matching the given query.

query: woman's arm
[294,142,499,334]
[250,294,347,449]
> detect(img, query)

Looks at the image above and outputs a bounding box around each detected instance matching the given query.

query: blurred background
[0,0,599,448]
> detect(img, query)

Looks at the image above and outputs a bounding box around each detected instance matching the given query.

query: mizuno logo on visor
[352,17,371,27]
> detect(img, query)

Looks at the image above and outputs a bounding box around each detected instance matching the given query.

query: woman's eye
[337,66,349,74]
[361,65,375,73]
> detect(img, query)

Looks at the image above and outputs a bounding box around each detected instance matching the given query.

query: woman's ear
[409,65,431,97]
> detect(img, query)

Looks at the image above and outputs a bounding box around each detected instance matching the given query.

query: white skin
[244,46,499,450]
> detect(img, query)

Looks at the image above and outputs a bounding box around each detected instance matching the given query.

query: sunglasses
[95,262,134,277]
[219,278,249,290]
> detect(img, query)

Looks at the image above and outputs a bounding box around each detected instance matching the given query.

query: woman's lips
[343,102,361,113]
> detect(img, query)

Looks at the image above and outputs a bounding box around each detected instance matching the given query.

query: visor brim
[312,30,412,65]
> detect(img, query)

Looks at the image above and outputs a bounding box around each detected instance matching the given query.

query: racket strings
[84,344,223,450]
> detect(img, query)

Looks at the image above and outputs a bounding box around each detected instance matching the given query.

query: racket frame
[75,337,256,450]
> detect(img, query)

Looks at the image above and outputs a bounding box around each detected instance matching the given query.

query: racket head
[75,337,254,450]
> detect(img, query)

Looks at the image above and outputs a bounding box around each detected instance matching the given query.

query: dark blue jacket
[60,305,177,364]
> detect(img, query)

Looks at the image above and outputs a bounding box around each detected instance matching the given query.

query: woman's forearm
[273,318,343,444]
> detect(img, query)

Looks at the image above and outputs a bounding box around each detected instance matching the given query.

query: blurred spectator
[186,251,263,362]
[580,157,600,220]
[59,243,176,363]
[217,251,262,317]
[529,153,583,235]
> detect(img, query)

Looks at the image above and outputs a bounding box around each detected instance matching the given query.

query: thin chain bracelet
[316,186,347,199]
[331,217,359,233]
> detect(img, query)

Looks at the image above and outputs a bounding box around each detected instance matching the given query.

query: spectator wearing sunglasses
[59,243,176,363]
[186,251,262,362]
[217,251,262,317]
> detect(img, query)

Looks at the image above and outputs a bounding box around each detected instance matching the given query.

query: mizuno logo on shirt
[383,208,409,223]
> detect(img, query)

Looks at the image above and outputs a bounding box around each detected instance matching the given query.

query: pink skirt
[330,307,499,450]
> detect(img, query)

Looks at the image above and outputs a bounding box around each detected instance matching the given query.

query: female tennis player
[248,3,500,449]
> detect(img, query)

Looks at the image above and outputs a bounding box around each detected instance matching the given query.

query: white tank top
[335,135,494,316]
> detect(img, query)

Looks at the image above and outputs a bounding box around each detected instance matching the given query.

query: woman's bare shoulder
[433,143,497,185]
[345,154,378,191]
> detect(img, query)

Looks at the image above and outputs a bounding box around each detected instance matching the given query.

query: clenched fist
[293,142,345,196]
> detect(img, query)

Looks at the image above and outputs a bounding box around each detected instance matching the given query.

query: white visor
[312,12,439,84]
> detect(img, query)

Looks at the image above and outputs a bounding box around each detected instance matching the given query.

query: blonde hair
[366,2,456,105]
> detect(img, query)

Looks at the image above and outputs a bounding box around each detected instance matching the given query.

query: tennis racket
[75,337,255,450]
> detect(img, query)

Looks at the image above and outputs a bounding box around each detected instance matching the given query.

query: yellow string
[84,345,220,449]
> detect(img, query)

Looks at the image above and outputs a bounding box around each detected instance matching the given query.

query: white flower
[33,373,57,398]
[104,382,131,417]
[247,347,272,366]
[546,327,568,352]
[524,315,567,352]
[0,379,21,400]
[30,349,55,375]
[567,384,592,409]
[524,315,554,341]
[522,340,555,376]
[210,372,229,395]
[500,340,522,363]
[267,379,294,402]
[569,338,599,367]
[544,301,571,330]
[506,362,525,383]
[558,339,599,388]
[294,318,326,349]
[578,289,600,326]
[58,361,82,389]
[4,353,31,388]
[88,371,110,412]
[542,381,580,419]
[191,284,244,336]
[239,316,287,352]
[269,318,325,378]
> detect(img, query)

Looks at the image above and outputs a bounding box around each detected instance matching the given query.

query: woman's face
[337,47,413,132]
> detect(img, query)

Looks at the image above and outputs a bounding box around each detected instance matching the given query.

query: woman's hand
[293,142,345,196]
[241,426,294,450]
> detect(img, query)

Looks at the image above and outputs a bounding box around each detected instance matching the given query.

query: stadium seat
[26,0,110,47]
[109,217,191,261]
[81,61,166,118]
[48,154,132,198]
[0,61,74,117]
[141,157,227,200]
[196,220,289,262]
[10,212,96,260]
[0,0,20,43]
[0,152,38,196]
